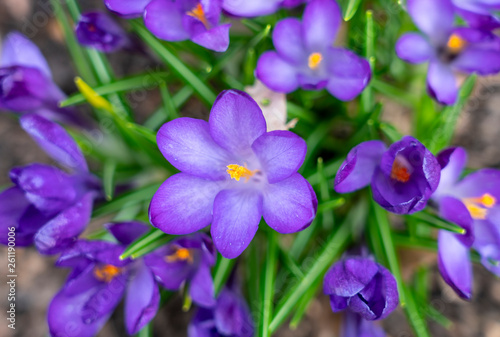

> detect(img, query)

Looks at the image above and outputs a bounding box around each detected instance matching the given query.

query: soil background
[0,1,499,337]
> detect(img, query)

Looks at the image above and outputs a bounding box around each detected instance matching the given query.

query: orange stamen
[447,34,466,54]
[93,264,122,283]
[165,247,194,264]
[308,52,323,70]
[390,158,411,183]
[187,4,209,29]
[462,193,496,220]
[226,164,257,182]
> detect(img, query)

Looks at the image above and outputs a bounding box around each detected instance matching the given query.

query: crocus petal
[149,173,224,235]
[189,262,216,307]
[157,117,235,180]
[302,0,341,51]
[106,221,150,245]
[453,169,500,201]
[427,61,458,105]
[1,32,52,79]
[105,0,150,17]
[191,23,231,52]
[48,286,112,337]
[329,294,348,312]
[34,193,93,254]
[211,189,262,259]
[82,273,128,323]
[57,240,127,269]
[407,0,454,43]
[325,48,371,101]
[438,196,474,246]
[20,114,88,171]
[262,173,317,233]
[76,12,130,53]
[323,258,379,297]
[335,140,387,193]
[438,230,472,299]
[0,187,31,245]
[222,0,282,17]
[395,33,433,64]
[272,18,307,64]
[214,289,254,336]
[252,130,307,183]
[144,0,190,41]
[10,164,77,213]
[125,263,160,335]
[209,90,267,156]
[453,48,500,75]
[435,147,467,197]
[256,52,299,93]
[143,247,194,290]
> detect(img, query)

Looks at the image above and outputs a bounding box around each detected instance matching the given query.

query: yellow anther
[226,164,257,182]
[462,193,496,220]
[165,247,194,264]
[93,264,122,283]
[308,52,323,70]
[447,34,466,53]
[187,3,209,29]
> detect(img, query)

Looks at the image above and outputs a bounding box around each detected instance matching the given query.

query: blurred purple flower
[256,0,371,100]
[149,89,317,259]
[431,147,500,299]
[222,0,307,17]
[188,286,254,337]
[334,136,440,214]
[0,115,100,254]
[76,12,131,53]
[452,0,500,15]
[396,0,500,105]
[144,232,217,307]
[342,311,386,337]
[323,257,399,320]
[48,222,161,337]
[0,32,88,126]
[106,0,230,52]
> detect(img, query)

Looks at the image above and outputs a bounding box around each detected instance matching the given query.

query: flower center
[165,247,194,264]
[226,164,257,182]
[308,53,323,70]
[462,193,496,220]
[93,264,122,283]
[447,34,466,54]
[390,157,411,183]
[187,3,209,29]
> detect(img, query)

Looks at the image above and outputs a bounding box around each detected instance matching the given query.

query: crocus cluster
[0,115,100,254]
[334,136,441,214]
[431,147,500,298]
[0,32,86,126]
[105,0,231,52]
[76,12,132,53]
[256,0,371,101]
[323,257,399,321]
[149,89,317,259]
[396,0,500,105]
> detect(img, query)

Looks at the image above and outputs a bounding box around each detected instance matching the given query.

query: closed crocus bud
[323,257,399,321]
[76,12,131,53]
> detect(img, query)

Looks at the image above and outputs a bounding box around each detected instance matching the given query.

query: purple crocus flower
[396,0,500,105]
[0,32,86,126]
[0,115,99,254]
[431,147,500,298]
[222,0,307,17]
[76,12,131,53]
[256,0,371,101]
[452,0,500,15]
[149,89,317,259]
[334,136,441,214]
[113,0,228,52]
[341,311,386,337]
[144,232,217,307]
[188,286,254,337]
[48,222,161,336]
[323,257,399,321]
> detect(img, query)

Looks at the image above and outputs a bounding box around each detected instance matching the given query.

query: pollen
[165,247,194,264]
[187,3,209,29]
[447,34,466,54]
[390,159,411,183]
[226,164,257,182]
[93,264,122,283]
[308,53,323,70]
[462,193,496,219]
